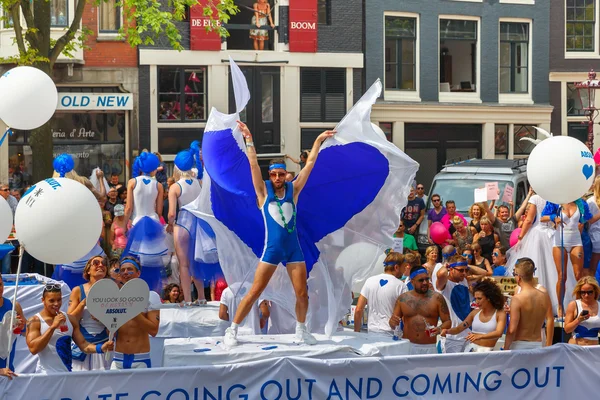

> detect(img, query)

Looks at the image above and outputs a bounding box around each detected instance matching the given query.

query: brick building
[138,0,363,176]
[0,0,138,185]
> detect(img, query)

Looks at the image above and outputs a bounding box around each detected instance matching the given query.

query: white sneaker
[296,328,317,345]
[224,327,238,347]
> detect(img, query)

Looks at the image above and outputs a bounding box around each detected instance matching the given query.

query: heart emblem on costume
[185,179,193,185]
[583,164,594,180]
[239,286,247,295]
[380,279,388,287]
[142,178,151,185]
[268,201,294,229]
[86,278,150,334]
[0,311,16,359]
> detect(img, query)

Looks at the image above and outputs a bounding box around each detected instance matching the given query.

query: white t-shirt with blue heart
[359,274,407,335]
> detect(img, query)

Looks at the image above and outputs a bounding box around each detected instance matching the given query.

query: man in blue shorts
[224,121,335,347]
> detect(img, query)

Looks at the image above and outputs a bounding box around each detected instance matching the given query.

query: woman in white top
[168,142,205,302]
[123,151,168,293]
[586,176,600,279]
[564,277,600,346]
[67,256,110,371]
[441,279,506,352]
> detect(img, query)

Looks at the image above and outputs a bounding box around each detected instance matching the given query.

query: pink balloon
[594,148,600,165]
[430,222,451,245]
[509,228,522,248]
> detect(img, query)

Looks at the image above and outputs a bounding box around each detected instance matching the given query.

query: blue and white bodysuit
[260,181,304,266]
[0,298,17,371]
[71,285,109,371]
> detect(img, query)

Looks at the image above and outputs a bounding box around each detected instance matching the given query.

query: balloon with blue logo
[0,66,58,130]
[527,134,595,204]
[14,155,102,265]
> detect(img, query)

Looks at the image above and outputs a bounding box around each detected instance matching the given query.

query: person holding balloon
[0,274,25,379]
[427,194,446,244]
[585,176,600,279]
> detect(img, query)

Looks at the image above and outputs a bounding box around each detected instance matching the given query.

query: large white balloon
[0,197,12,243]
[0,66,58,130]
[15,178,102,265]
[336,242,387,293]
[527,135,595,204]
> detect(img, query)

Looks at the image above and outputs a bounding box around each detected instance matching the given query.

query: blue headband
[269,163,287,171]
[121,259,141,271]
[442,249,456,257]
[449,261,468,268]
[383,261,397,266]
[410,268,428,280]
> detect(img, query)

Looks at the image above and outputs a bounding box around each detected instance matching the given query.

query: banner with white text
[1,344,597,400]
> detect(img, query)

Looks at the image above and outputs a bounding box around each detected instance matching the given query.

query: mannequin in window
[250,0,275,51]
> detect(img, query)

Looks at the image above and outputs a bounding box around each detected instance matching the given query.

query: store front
[8,88,131,191]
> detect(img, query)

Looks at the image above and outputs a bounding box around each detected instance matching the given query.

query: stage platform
[163,331,410,367]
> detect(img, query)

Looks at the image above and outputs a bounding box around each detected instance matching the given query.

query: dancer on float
[542,197,592,317]
[390,265,450,355]
[564,276,600,346]
[27,284,114,373]
[169,141,216,303]
[0,274,25,379]
[67,256,110,371]
[50,154,107,289]
[223,121,335,347]
[122,151,168,293]
[441,279,506,352]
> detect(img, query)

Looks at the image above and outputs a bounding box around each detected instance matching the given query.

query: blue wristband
[96,343,103,354]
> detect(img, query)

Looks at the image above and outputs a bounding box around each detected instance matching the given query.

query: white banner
[0,344,596,399]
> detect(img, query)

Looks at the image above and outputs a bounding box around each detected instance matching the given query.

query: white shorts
[442,337,467,354]
[465,343,494,353]
[72,353,111,371]
[110,351,151,370]
[510,341,542,351]
[409,343,438,355]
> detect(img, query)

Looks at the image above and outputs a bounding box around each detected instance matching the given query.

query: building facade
[549,0,600,147]
[138,0,363,175]
[366,0,552,186]
[0,0,138,187]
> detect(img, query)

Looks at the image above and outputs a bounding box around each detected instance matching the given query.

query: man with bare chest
[110,256,161,369]
[390,266,451,355]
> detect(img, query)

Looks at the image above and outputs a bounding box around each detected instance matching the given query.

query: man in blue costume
[224,121,335,347]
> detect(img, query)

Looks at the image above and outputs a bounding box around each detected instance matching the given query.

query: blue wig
[133,152,160,177]
[53,154,75,177]
[174,141,203,179]
[191,140,203,180]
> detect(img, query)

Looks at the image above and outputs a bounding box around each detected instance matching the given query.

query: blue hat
[133,152,160,177]
[53,154,74,177]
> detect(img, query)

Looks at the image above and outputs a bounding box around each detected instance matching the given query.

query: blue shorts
[261,238,305,267]
[110,352,151,369]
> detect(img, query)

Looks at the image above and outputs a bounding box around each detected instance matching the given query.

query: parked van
[416,159,529,254]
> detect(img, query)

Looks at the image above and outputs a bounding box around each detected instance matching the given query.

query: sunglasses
[417,187,424,190]
[581,290,595,296]
[44,283,61,292]
[0,188,8,192]
[415,277,430,283]
[92,259,106,267]
[269,172,286,178]
[432,199,441,202]
[462,253,473,259]
[454,268,467,273]
[492,252,500,257]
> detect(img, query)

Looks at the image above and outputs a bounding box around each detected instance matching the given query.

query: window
[318,0,330,25]
[158,67,207,122]
[300,68,346,122]
[500,23,529,93]
[2,7,15,28]
[513,125,537,155]
[568,121,589,144]
[495,124,508,157]
[99,0,121,33]
[385,16,416,91]
[567,82,589,116]
[51,0,68,27]
[566,0,595,52]
[439,19,478,92]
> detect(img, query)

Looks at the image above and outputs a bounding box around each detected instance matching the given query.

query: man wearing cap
[390,265,451,355]
[110,256,161,369]
[435,254,473,353]
[223,121,335,347]
[354,251,407,335]
[104,186,122,219]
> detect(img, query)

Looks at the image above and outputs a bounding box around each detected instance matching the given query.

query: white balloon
[371,123,387,141]
[336,242,387,293]
[0,66,58,130]
[15,178,102,265]
[527,136,595,204]
[0,197,12,242]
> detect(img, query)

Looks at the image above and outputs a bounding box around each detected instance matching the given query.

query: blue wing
[297,143,389,273]
[202,128,265,257]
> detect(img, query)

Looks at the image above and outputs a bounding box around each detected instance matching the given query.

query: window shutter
[289,0,318,52]
[324,69,346,121]
[301,69,323,121]
[190,0,222,51]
